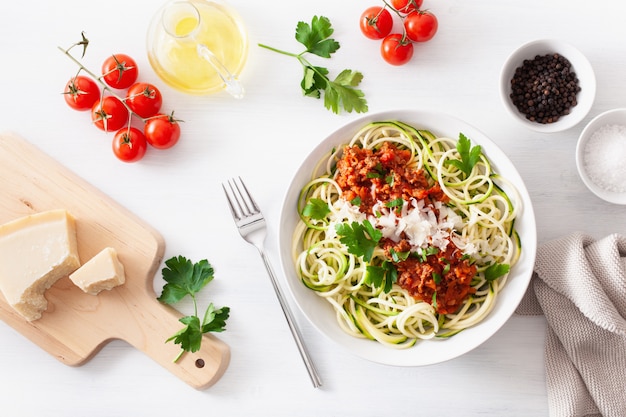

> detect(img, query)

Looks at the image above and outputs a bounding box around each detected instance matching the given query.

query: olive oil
[147,1,247,95]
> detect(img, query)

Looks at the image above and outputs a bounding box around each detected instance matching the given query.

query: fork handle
[258,248,323,388]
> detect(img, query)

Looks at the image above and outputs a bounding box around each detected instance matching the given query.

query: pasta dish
[292,120,521,348]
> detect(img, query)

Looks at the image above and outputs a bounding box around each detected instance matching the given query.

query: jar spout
[196,43,244,99]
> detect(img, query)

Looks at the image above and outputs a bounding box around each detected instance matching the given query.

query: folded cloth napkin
[516,232,626,417]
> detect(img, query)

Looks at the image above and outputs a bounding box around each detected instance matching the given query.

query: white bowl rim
[278,109,538,366]
[499,38,596,133]
[575,107,626,205]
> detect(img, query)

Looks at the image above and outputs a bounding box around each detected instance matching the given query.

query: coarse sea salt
[583,124,626,193]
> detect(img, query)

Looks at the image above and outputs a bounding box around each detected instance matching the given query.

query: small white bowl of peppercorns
[500,39,596,133]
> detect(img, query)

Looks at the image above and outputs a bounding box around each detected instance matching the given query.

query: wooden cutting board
[0,132,229,389]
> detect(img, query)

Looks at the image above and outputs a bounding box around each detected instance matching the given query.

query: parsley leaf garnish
[335,220,382,262]
[446,133,482,177]
[385,198,404,209]
[302,197,330,220]
[295,16,339,57]
[158,256,230,362]
[258,16,368,114]
[366,261,397,293]
[390,248,410,262]
[419,246,439,262]
[484,263,510,282]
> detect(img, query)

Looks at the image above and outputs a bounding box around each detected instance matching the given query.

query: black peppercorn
[509,53,581,124]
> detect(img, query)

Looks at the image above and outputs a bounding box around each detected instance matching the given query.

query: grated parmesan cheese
[329,198,476,256]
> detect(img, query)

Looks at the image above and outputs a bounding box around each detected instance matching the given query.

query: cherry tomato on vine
[144,113,181,149]
[63,75,101,111]
[404,11,438,42]
[381,34,414,66]
[112,127,147,162]
[390,0,423,14]
[126,82,163,118]
[101,53,139,89]
[359,6,393,40]
[91,96,129,132]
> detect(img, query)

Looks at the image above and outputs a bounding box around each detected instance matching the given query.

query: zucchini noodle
[292,121,521,348]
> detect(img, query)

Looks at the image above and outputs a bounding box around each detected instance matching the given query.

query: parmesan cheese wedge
[0,209,80,321]
[69,247,125,295]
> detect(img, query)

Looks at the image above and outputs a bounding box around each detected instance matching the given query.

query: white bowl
[278,110,537,366]
[500,39,596,133]
[576,108,626,205]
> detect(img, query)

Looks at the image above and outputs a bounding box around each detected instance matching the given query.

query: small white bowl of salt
[576,108,626,204]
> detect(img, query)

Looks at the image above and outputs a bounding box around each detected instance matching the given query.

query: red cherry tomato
[112,127,147,162]
[404,11,438,42]
[359,6,393,40]
[126,83,163,118]
[390,0,423,14]
[63,75,101,111]
[144,113,181,149]
[91,96,129,132]
[101,53,139,89]
[381,34,414,66]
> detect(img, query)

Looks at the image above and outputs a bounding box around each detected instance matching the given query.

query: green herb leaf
[324,70,368,114]
[295,16,340,58]
[365,261,397,293]
[385,198,404,208]
[484,263,510,282]
[301,65,328,98]
[158,256,214,305]
[166,315,202,353]
[158,256,229,362]
[258,16,367,114]
[389,248,410,262]
[202,304,230,333]
[419,246,440,262]
[302,197,330,220]
[445,133,482,177]
[335,220,382,262]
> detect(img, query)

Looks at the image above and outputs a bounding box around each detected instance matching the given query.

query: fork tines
[223,177,261,221]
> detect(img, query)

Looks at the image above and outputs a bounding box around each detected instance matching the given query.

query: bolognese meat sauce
[335,142,477,314]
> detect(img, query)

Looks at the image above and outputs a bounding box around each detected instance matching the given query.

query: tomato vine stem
[58,42,146,124]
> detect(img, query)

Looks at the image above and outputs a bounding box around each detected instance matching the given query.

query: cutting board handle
[121,292,231,390]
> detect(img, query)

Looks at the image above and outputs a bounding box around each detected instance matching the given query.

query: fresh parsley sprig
[484,263,510,282]
[158,256,230,363]
[335,220,382,262]
[366,261,397,293]
[335,220,399,292]
[258,16,368,114]
[302,197,331,220]
[445,133,482,177]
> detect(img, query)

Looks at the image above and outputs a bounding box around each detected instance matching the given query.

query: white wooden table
[1,0,625,415]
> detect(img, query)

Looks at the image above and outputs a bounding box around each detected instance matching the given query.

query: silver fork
[222,177,322,388]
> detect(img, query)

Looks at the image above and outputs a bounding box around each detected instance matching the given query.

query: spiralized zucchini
[292,121,521,348]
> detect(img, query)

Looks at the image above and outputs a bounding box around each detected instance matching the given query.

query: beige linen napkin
[516,232,626,417]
